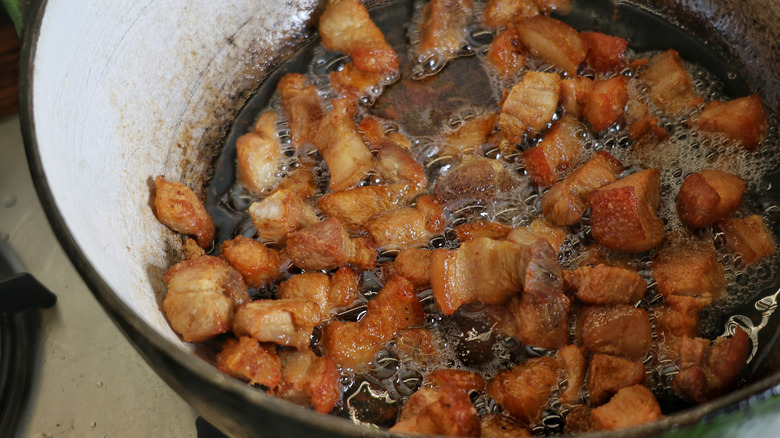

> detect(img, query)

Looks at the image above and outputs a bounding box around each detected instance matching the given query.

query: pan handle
[1,0,29,36]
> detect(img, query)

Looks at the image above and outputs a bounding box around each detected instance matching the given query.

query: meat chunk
[443,112,499,156]
[424,369,486,393]
[583,76,628,132]
[541,151,623,226]
[579,305,652,360]
[365,194,445,251]
[499,289,571,349]
[393,327,441,367]
[248,189,319,244]
[500,71,561,149]
[216,336,281,387]
[639,50,702,115]
[163,256,248,342]
[515,16,587,75]
[505,220,568,255]
[534,0,571,14]
[457,221,513,242]
[558,344,586,404]
[589,168,665,252]
[590,385,663,430]
[479,414,532,437]
[276,166,318,200]
[277,266,361,319]
[417,0,474,62]
[566,264,646,305]
[487,356,561,424]
[560,76,593,118]
[182,238,205,260]
[392,248,434,290]
[312,98,374,191]
[278,73,323,150]
[717,215,776,265]
[274,349,342,414]
[587,354,646,406]
[286,217,377,271]
[652,235,725,300]
[521,114,586,186]
[153,176,215,249]
[220,236,284,289]
[624,87,669,145]
[317,183,415,231]
[486,27,527,78]
[676,169,745,228]
[482,0,539,28]
[434,157,520,205]
[321,275,425,371]
[580,32,628,73]
[233,298,321,348]
[329,63,387,99]
[236,111,283,195]
[375,142,428,187]
[390,385,480,436]
[694,94,768,151]
[653,295,711,356]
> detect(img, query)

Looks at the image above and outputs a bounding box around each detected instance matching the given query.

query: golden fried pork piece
[499,287,570,349]
[652,295,711,357]
[357,116,411,151]
[560,76,593,118]
[587,354,646,407]
[676,169,745,229]
[652,235,725,300]
[154,176,215,249]
[589,168,665,252]
[515,16,586,75]
[278,73,323,150]
[220,236,284,289]
[534,0,572,14]
[482,0,538,28]
[233,298,321,348]
[486,27,527,78]
[274,348,342,414]
[583,76,628,132]
[321,275,425,371]
[590,385,663,430]
[487,356,561,424]
[444,112,499,156]
[541,151,623,226]
[693,94,768,151]
[479,413,532,437]
[624,86,669,145]
[564,264,646,305]
[564,406,593,434]
[505,218,567,253]
[248,189,319,244]
[365,195,445,251]
[374,142,428,187]
[717,214,776,265]
[521,114,585,186]
[286,217,377,271]
[329,63,387,100]
[276,166,318,200]
[392,327,441,367]
[424,369,486,393]
[317,183,414,231]
[319,0,398,74]
[434,157,520,204]
[183,238,205,260]
[277,266,361,320]
[390,248,434,290]
[390,384,480,436]
[672,328,750,403]
[216,336,282,387]
[639,50,702,115]
[163,255,249,342]
[431,238,562,315]
[457,220,513,242]
[236,111,283,195]
[500,71,561,150]
[313,98,374,191]
[580,32,628,74]
[558,344,586,405]
[417,0,474,62]
[579,305,652,360]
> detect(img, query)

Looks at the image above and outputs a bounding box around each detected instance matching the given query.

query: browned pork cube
[567,264,647,305]
[276,167,318,200]
[677,169,745,228]
[248,189,319,244]
[277,266,361,319]
[500,291,571,349]
[515,16,587,75]
[286,217,377,271]
[717,215,776,265]
[541,151,623,226]
[317,183,414,230]
[233,298,321,348]
[444,112,499,156]
[560,77,593,118]
[434,157,520,205]
[583,76,628,132]
[329,63,386,99]
[482,0,539,28]
[393,327,441,367]
[391,248,434,290]
[153,176,215,249]
[500,71,561,148]
[639,49,702,115]
[589,169,665,252]
[365,194,445,251]
[587,354,646,406]
[579,305,652,360]
[375,142,428,187]
[274,349,342,414]
[479,414,532,437]
[220,236,284,289]
[486,27,527,78]
[590,385,663,430]
[425,369,486,393]
[390,384,480,436]
[558,344,586,404]
[653,295,711,356]
[235,111,282,195]
[522,115,586,186]
[694,94,768,151]
[216,336,281,387]
[417,0,475,61]
[581,31,628,73]
[278,73,323,150]
[506,218,568,252]
[456,221,513,242]
[487,356,561,424]
[652,235,725,300]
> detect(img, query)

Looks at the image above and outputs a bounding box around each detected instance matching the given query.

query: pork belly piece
[278,73,323,150]
[220,236,284,289]
[505,218,567,253]
[434,157,520,205]
[276,166,318,200]
[500,71,561,149]
[693,94,768,151]
[393,327,441,367]
[579,305,652,360]
[274,348,342,414]
[590,385,663,430]
[236,111,283,195]
[487,356,561,424]
[560,77,593,118]
[587,354,646,406]
[417,0,475,62]
[566,264,646,305]
[563,405,593,434]
[183,238,205,260]
[581,32,628,74]
[624,89,668,145]
[357,117,412,151]
[498,289,570,349]
[319,0,398,73]
[482,0,538,28]
[313,98,374,191]
[153,176,215,249]
[589,168,665,252]
[479,414,532,437]
[216,336,282,387]
[534,0,571,14]
[673,328,750,403]
[677,169,745,228]
[652,235,725,300]
[317,183,414,230]
[653,295,711,356]
[583,76,628,132]
[639,50,702,115]
[558,344,586,405]
[392,248,434,290]
[286,217,377,271]
[390,384,480,436]
[486,27,527,78]
[425,369,486,393]
[277,266,361,319]
[365,194,445,251]
[541,151,623,226]
[717,215,776,265]
[321,275,425,371]
[431,238,562,315]
[457,220,513,242]
[163,256,248,342]
[444,112,499,156]
[248,189,319,244]
[233,298,321,348]
[375,142,428,187]
[515,16,587,75]
[522,114,586,186]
